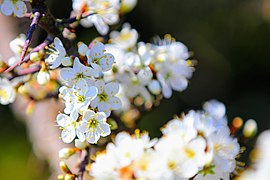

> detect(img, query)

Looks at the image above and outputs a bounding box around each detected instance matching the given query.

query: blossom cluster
[50,39,122,144]
[104,24,195,110]
[72,0,137,35]
[90,100,240,180]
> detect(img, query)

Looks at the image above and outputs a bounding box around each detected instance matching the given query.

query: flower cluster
[53,39,122,144]
[105,24,195,110]
[0,0,29,17]
[71,0,137,35]
[90,100,240,179]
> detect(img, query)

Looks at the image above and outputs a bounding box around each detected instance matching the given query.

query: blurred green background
[1,0,270,179]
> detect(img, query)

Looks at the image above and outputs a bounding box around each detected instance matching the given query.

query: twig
[77,147,90,180]
[5,11,42,72]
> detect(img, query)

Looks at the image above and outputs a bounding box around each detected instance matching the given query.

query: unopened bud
[62,57,73,67]
[57,174,65,180]
[64,174,75,180]
[58,148,76,159]
[120,0,137,14]
[30,52,42,62]
[243,119,257,138]
[37,71,50,85]
[107,118,118,130]
[75,139,88,149]
[78,43,88,56]
[26,101,35,115]
[59,161,71,173]
[148,80,161,95]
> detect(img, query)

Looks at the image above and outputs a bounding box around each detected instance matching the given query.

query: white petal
[169,75,188,91]
[1,1,13,16]
[99,53,114,71]
[82,109,95,121]
[83,66,99,77]
[89,41,105,59]
[73,57,84,73]
[90,97,99,108]
[99,123,111,137]
[54,37,66,56]
[86,130,100,144]
[85,86,98,100]
[61,127,76,143]
[95,80,105,93]
[70,110,79,121]
[61,57,73,66]
[96,112,106,122]
[104,82,119,96]
[59,68,75,82]
[75,79,89,95]
[78,43,88,56]
[56,113,70,127]
[108,97,122,110]
[14,1,27,18]
[157,73,172,98]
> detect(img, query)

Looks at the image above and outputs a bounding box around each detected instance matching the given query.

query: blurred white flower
[110,23,138,50]
[120,0,137,14]
[37,71,50,85]
[0,0,29,17]
[72,0,120,35]
[0,78,16,105]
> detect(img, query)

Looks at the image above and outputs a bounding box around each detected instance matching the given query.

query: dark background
[1,0,270,179]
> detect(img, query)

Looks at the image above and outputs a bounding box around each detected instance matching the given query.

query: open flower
[87,41,115,72]
[91,80,121,117]
[0,0,29,17]
[46,38,72,69]
[60,57,98,86]
[0,78,16,105]
[63,79,98,114]
[73,0,120,35]
[80,109,111,143]
[56,111,85,143]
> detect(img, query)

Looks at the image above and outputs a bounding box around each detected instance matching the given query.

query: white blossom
[87,41,115,72]
[80,109,111,144]
[45,38,71,69]
[56,111,85,143]
[60,57,98,86]
[0,78,16,105]
[91,80,121,117]
[0,0,29,17]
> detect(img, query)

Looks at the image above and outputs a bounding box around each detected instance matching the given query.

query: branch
[5,11,41,72]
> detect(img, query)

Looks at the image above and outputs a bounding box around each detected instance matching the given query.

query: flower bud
[59,161,71,173]
[37,71,50,85]
[75,139,88,150]
[243,119,257,138]
[148,80,161,95]
[57,174,65,180]
[61,57,73,67]
[78,43,88,56]
[30,52,42,62]
[120,0,137,14]
[107,118,118,130]
[64,174,75,180]
[58,148,76,159]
